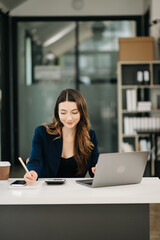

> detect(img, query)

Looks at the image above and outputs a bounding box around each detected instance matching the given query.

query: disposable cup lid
[0,161,11,167]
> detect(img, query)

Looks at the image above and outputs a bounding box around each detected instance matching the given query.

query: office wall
[10,0,145,16]
[143,0,151,13]
[150,0,160,59]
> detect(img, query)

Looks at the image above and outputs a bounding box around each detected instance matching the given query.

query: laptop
[76,151,149,188]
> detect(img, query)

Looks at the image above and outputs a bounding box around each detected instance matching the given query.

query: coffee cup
[0,161,11,180]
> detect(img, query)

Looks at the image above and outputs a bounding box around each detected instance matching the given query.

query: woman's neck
[62,126,76,138]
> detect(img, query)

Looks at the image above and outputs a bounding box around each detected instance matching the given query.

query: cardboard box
[119,37,154,61]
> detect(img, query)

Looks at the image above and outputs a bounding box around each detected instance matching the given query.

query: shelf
[135,130,160,134]
[122,134,136,137]
[122,133,151,137]
[118,60,160,177]
[137,133,151,137]
[121,85,160,89]
[122,109,160,114]
[119,61,154,65]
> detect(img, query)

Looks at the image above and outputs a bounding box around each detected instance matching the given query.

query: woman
[24,88,99,184]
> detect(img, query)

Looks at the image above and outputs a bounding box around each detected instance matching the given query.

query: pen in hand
[18,157,31,176]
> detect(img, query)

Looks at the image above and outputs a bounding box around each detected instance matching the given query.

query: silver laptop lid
[92,151,149,188]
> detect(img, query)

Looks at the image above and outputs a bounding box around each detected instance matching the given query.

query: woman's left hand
[92,164,97,174]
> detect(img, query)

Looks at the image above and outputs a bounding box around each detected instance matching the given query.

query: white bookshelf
[118,61,160,175]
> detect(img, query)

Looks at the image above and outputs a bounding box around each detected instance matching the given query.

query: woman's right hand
[24,170,38,185]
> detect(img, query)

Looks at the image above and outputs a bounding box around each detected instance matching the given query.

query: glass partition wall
[17,20,136,160]
[18,21,76,159]
[79,21,136,152]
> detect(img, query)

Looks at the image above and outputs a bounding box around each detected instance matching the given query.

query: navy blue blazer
[27,125,99,178]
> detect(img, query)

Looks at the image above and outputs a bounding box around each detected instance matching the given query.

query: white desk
[0,177,160,240]
[0,177,160,205]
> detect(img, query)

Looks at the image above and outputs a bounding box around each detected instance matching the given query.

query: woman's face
[58,101,80,129]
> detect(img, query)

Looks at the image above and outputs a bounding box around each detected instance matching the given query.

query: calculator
[45,179,66,185]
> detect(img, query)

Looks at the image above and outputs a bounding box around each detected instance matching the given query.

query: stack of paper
[137,101,152,111]
[124,116,160,135]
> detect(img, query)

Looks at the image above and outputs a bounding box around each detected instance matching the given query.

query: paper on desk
[8,181,44,189]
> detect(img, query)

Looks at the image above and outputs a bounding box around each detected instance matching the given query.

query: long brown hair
[44,88,94,174]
